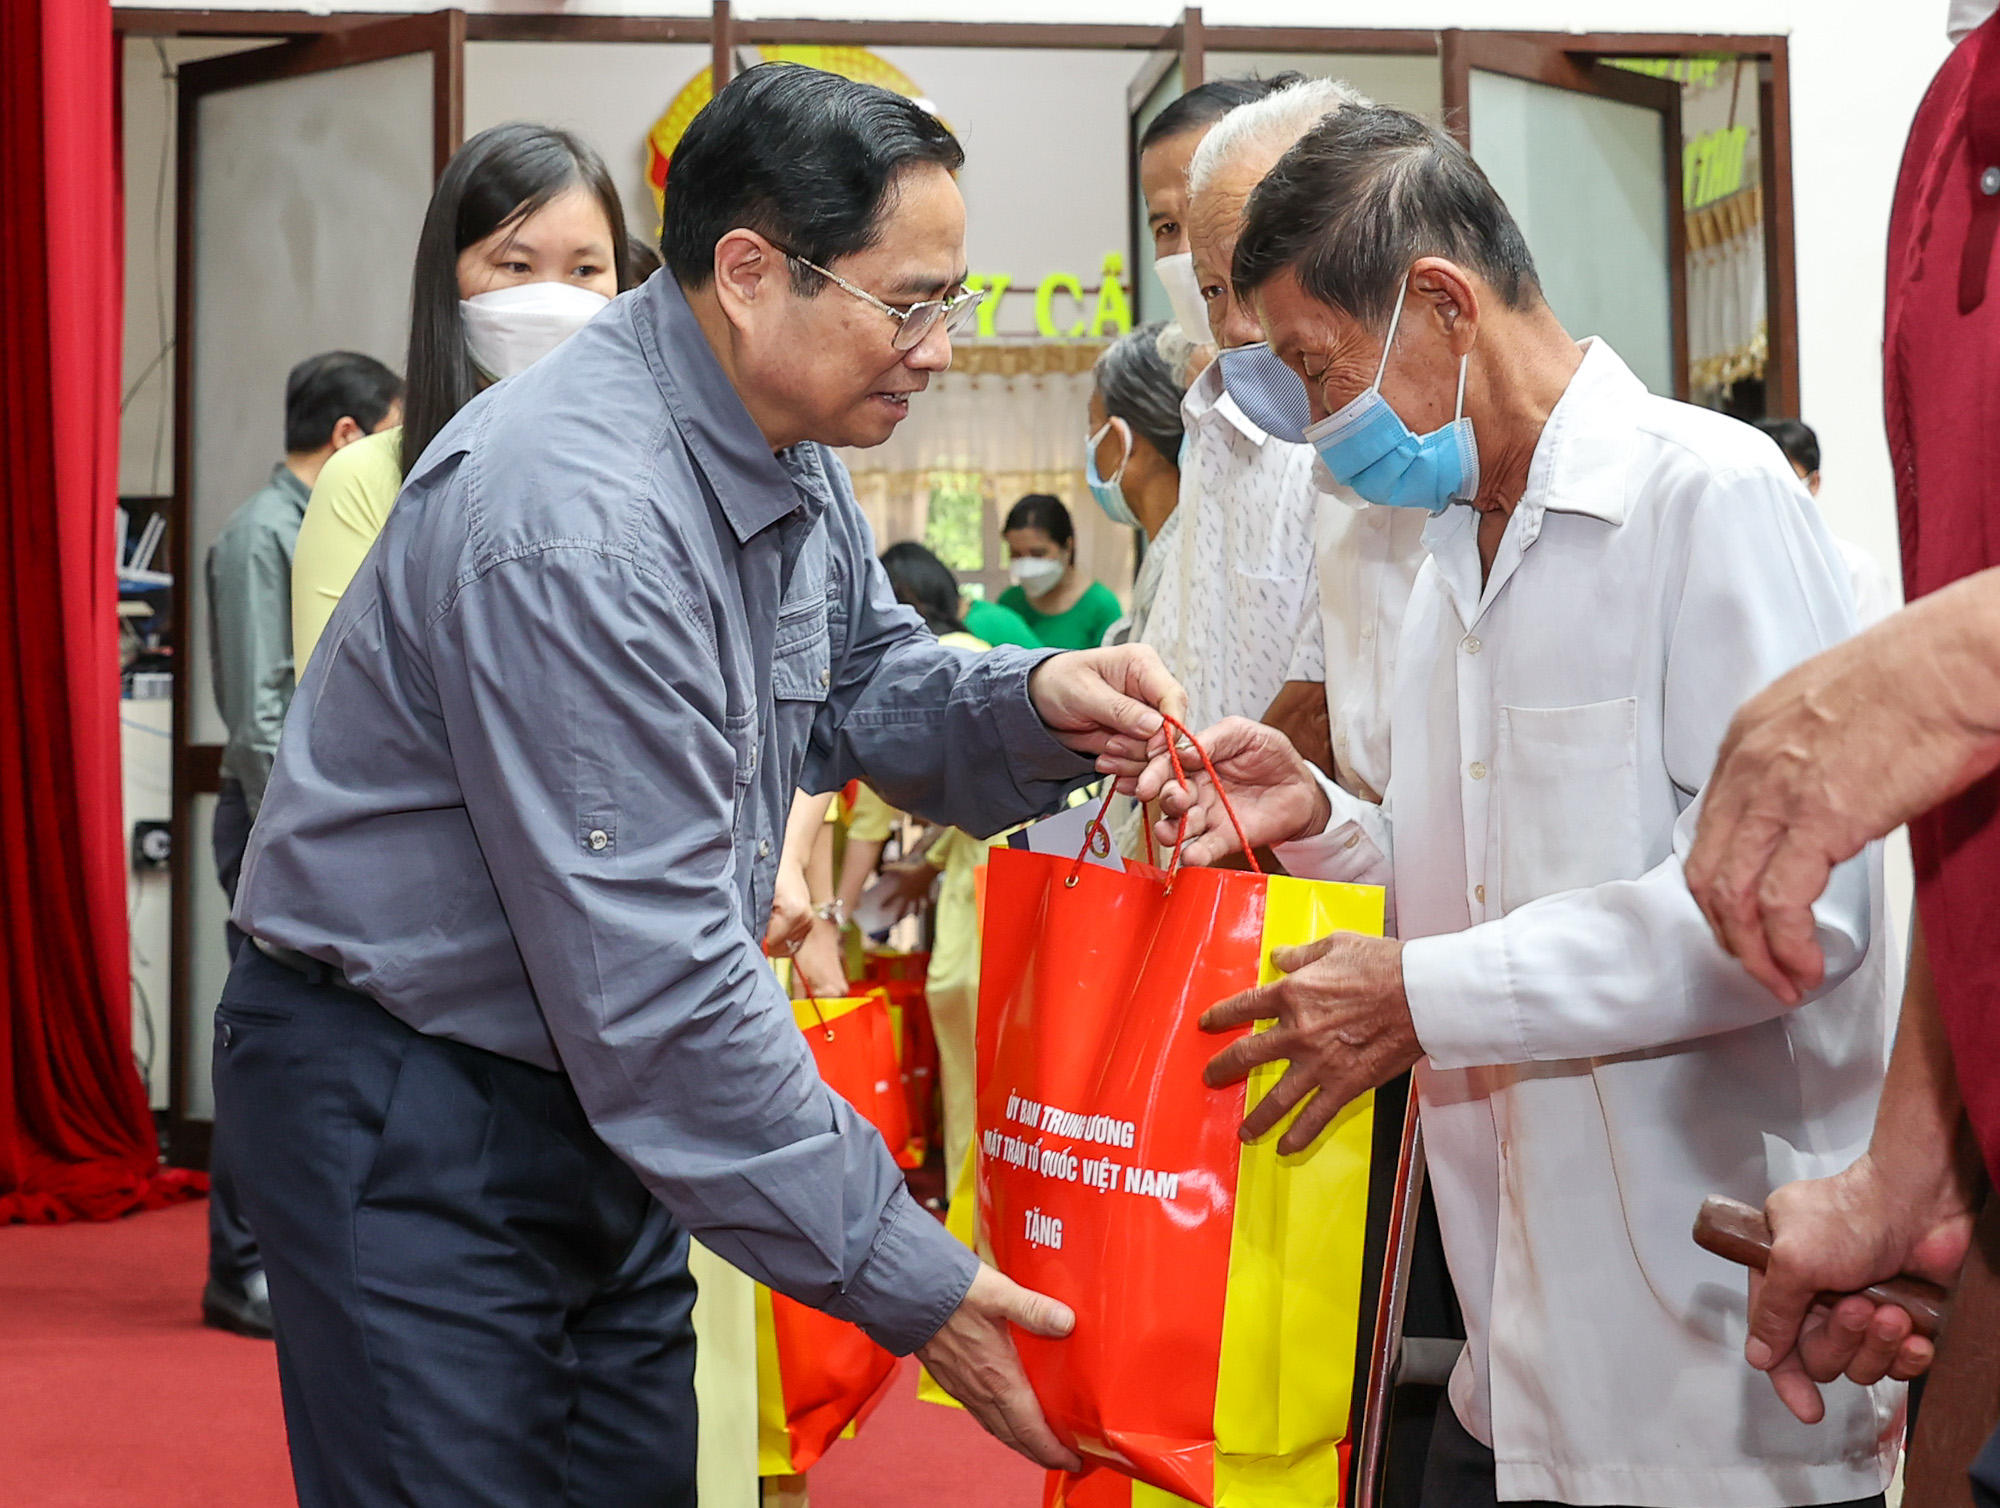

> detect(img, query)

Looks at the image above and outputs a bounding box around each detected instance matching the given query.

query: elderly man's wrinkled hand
[1198,931,1418,1155]
[1119,716,1330,867]
[1687,578,2000,1003]
[1743,1156,1975,1424]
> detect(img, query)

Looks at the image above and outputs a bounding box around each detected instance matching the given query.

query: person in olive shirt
[997,493,1124,648]
[201,349,401,1338]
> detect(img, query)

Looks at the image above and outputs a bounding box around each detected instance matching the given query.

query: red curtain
[0,0,202,1222]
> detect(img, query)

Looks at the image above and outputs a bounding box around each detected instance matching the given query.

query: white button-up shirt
[1278,342,1898,1507]
[1313,488,1429,802]
[1136,359,1324,732]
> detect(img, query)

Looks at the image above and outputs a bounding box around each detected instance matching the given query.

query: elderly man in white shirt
[1129,106,1896,1508]
[1134,83,1353,770]
[1182,77,1431,802]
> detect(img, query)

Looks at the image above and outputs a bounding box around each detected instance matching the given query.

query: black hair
[626,234,664,282]
[880,541,969,638]
[661,64,965,296]
[401,123,632,476]
[1003,494,1075,551]
[283,351,402,454]
[1138,73,1305,155]
[1750,416,1820,476]
[1234,106,1542,329]
[1095,322,1185,467]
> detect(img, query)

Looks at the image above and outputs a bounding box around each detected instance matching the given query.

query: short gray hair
[1186,75,1374,201]
[1234,105,1541,329]
[1095,322,1185,465]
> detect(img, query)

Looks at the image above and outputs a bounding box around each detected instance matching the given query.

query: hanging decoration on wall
[646,47,934,228]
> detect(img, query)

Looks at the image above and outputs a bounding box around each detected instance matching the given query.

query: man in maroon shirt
[1688,8,2000,1499]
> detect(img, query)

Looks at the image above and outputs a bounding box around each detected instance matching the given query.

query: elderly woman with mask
[1136,105,1896,1508]
[1087,322,1185,642]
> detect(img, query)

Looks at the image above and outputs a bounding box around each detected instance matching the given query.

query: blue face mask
[1085,417,1141,529]
[1302,278,1479,514]
[1217,342,1313,444]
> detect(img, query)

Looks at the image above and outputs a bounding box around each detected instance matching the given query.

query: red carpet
[0,1200,294,1508]
[0,1198,1045,1507]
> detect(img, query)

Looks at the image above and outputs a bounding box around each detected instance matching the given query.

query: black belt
[252,936,354,990]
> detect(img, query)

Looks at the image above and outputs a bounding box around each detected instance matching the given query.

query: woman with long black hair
[291,122,632,669]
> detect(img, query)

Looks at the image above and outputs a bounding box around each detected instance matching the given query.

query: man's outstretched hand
[1030,645,1186,778]
[917,1263,1083,1471]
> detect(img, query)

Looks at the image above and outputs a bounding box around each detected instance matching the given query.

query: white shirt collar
[1514,337,1645,529]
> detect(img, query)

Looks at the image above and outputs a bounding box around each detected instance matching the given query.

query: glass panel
[1467,68,1674,395]
[1205,51,1444,122]
[188,52,433,749]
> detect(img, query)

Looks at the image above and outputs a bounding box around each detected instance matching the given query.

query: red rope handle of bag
[1063,715,1260,889]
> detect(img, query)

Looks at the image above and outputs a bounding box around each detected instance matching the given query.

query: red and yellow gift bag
[978,841,1385,1508]
[755,990,905,1474]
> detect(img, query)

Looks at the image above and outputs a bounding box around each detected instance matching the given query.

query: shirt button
[747,749,757,771]
[1475,883,1486,903]
[1462,635,1482,654]
[758,839,771,858]
[1343,832,1360,850]
[587,829,609,852]
[1360,623,1374,640]
[1469,761,1487,781]
[1984,165,2000,196]
[819,667,831,687]
[1334,730,1348,748]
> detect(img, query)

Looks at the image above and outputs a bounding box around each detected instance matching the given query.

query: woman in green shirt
[996,493,1124,649]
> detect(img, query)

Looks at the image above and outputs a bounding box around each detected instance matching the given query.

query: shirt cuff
[1273,763,1389,886]
[828,1188,979,1354]
[986,646,1100,787]
[1401,925,1530,1070]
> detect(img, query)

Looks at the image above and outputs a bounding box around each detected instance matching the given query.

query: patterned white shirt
[1135,360,1324,732]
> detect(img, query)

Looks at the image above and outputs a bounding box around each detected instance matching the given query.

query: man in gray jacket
[221,65,1179,1508]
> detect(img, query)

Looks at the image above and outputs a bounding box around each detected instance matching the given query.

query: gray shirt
[206,463,309,813]
[236,274,1092,1352]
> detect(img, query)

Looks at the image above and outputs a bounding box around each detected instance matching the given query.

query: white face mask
[461,281,613,381]
[1009,555,1067,598]
[1950,0,1998,40]
[1153,252,1213,345]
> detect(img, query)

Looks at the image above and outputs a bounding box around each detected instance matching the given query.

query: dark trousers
[1418,1402,1886,1508]
[207,779,259,1286]
[213,945,699,1508]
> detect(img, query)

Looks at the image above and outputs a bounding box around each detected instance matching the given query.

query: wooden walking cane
[1694,1193,2000,1508]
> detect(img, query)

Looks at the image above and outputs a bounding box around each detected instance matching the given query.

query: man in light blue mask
[1132,104,1895,1508]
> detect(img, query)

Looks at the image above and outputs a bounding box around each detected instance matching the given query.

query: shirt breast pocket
[1495,697,1643,915]
[771,594,831,704]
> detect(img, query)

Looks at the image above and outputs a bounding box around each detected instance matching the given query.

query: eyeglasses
[775,246,983,352]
